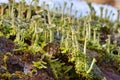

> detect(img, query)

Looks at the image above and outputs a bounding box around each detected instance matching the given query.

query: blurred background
[86,0,120,8]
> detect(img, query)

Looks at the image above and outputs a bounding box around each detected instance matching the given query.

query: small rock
[0,36,15,53]
[7,55,24,73]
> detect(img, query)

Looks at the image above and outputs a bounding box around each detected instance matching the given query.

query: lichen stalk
[117,10,120,21]
[11,0,15,27]
[93,28,97,43]
[105,9,108,19]
[62,1,67,21]
[27,1,32,20]
[8,0,12,16]
[106,35,111,53]
[69,2,73,17]
[46,4,51,25]
[100,7,104,18]
[86,58,96,74]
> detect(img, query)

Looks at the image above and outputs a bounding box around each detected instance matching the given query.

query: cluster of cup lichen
[0,0,120,80]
